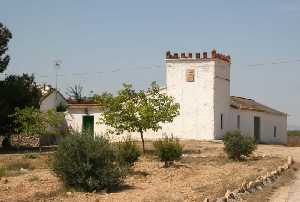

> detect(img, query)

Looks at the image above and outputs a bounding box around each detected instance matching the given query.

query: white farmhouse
[39,84,67,112]
[66,50,287,144]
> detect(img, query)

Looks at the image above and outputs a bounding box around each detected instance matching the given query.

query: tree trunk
[140,131,145,154]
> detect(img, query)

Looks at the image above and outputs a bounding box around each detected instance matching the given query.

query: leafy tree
[93,92,113,107]
[66,84,83,101]
[10,107,65,149]
[98,82,180,153]
[0,22,12,73]
[0,74,41,147]
[11,107,47,137]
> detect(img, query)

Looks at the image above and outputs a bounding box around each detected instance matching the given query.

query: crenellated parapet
[166,49,231,63]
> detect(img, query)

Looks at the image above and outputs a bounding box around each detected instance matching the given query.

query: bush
[153,136,183,167]
[223,131,257,160]
[52,132,128,192]
[117,137,141,166]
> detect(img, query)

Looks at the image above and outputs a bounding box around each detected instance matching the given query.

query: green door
[82,115,94,135]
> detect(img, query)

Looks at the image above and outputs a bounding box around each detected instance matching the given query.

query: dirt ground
[0,141,290,202]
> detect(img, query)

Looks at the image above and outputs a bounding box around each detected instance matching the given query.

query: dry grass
[240,163,298,202]
[0,141,291,202]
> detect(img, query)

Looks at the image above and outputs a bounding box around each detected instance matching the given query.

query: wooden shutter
[186,69,195,82]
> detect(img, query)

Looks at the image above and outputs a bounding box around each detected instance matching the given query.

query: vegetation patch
[0,141,288,202]
[116,136,141,166]
[223,131,257,160]
[52,132,128,192]
[153,136,183,167]
[288,130,300,136]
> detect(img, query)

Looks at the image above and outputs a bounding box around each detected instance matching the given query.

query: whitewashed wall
[66,105,287,144]
[228,109,287,144]
[40,92,67,112]
[213,60,231,139]
[65,57,287,144]
[65,107,107,136]
[164,59,216,139]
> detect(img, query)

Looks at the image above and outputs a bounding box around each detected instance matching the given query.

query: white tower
[165,50,231,139]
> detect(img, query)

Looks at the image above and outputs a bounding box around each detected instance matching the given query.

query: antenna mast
[54,60,62,101]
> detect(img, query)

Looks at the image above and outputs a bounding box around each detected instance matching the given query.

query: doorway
[254,116,260,142]
[82,115,94,135]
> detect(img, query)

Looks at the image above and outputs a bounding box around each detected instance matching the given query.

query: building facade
[66,50,287,144]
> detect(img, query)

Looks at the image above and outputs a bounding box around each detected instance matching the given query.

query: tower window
[274,126,277,137]
[237,115,240,129]
[186,69,195,82]
[221,114,223,129]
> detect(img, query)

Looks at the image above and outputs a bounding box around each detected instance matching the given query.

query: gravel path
[256,145,300,202]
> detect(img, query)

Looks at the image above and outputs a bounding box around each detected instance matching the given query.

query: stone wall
[205,156,294,202]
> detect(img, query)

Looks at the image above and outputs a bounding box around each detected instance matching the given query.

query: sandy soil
[0,141,288,202]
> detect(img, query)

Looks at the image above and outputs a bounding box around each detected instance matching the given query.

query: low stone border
[203,156,294,202]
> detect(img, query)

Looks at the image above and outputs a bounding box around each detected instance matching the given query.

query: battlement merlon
[165,49,231,63]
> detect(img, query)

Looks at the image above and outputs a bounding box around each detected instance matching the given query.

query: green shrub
[223,131,257,160]
[51,132,128,192]
[117,137,141,166]
[288,130,300,137]
[153,136,183,167]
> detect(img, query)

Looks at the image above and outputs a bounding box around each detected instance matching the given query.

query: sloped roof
[40,89,66,103]
[230,96,286,116]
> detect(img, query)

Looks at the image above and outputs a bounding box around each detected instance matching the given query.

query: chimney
[211,49,217,59]
[166,51,171,59]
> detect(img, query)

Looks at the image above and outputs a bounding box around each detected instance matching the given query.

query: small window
[274,126,277,137]
[186,69,195,82]
[237,115,240,129]
[221,114,223,129]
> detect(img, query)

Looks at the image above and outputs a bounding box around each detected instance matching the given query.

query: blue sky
[1,0,300,127]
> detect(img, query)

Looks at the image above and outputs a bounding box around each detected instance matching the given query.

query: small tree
[0,74,42,147]
[10,107,65,149]
[98,82,180,153]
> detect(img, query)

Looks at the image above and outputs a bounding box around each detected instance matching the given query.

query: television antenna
[54,60,62,101]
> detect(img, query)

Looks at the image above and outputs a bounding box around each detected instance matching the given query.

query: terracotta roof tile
[230,96,286,116]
